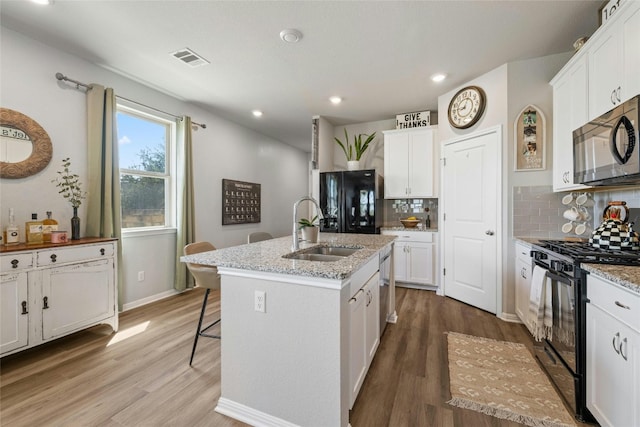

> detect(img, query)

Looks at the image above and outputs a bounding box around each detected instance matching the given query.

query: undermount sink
[282,245,361,262]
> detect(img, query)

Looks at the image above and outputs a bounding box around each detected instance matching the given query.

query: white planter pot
[301,226,319,243]
[347,160,360,171]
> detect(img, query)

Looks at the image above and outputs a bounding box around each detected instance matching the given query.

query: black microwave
[573,95,639,186]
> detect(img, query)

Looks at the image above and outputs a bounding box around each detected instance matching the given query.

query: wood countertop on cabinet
[0,237,118,254]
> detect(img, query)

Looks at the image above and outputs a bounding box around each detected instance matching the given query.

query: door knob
[485,230,494,236]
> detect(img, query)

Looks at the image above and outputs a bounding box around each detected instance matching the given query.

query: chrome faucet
[292,196,324,251]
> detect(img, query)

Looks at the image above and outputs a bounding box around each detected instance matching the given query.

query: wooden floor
[1,287,574,427]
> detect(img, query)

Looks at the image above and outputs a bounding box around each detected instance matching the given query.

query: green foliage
[298,215,318,229]
[52,157,86,208]
[334,129,377,161]
[121,145,166,212]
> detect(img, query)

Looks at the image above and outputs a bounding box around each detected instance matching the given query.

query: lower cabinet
[0,239,118,357]
[381,230,436,287]
[514,241,532,323]
[349,270,380,409]
[586,273,640,427]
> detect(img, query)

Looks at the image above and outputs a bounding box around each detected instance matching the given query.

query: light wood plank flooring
[1,287,576,426]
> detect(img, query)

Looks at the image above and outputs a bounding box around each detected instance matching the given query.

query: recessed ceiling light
[329,96,342,105]
[280,29,303,43]
[252,110,263,118]
[431,73,447,83]
[31,0,53,4]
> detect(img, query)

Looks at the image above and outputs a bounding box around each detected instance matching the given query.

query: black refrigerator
[319,169,383,234]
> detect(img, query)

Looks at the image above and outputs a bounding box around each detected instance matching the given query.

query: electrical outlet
[254,290,266,313]
[137,271,145,282]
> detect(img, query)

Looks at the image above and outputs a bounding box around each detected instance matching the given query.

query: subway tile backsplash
[383,198,438,228]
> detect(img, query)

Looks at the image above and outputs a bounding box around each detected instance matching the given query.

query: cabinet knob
[21,301,28,315]
[485,230,495,236]
[50,254,57,263]
[100,248,105,256]
[11,259,19,268]
[43,296,49,310]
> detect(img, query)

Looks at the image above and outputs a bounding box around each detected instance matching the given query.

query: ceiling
[0,1,601,152]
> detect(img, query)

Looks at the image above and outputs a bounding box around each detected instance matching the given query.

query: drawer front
[381,230,433,243]
[36,243,115,267]
[515,241,532,263]
[0,253,34,272]
[588,274,640,331]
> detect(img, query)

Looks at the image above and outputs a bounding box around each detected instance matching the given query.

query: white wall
[0,27,309,308]
[437,54,571,318]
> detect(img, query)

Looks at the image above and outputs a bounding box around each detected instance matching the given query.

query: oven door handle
[545,270,573,284]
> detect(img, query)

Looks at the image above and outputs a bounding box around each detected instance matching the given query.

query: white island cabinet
[0,238,118,357]
[585,268,640,427]
[382,229,437,288]
[181,234,395,427]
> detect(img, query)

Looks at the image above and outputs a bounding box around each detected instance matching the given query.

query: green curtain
[175,116,195,291]
[86,85,124,309]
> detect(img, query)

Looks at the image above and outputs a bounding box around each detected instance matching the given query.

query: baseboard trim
[215,397,299,427]
[122,289,182,311]
[499,312,523,323]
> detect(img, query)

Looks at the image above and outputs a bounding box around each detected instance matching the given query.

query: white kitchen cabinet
[550,54,590,192]
[349,269,380,409]
[0,239,118,358]
[514,241,532,323]
[383,127,438,198]
[586,273,640,427]
[382,230,436,288]
[588,2,640,119]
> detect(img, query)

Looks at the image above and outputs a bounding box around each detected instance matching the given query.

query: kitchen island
[181,233,395,427]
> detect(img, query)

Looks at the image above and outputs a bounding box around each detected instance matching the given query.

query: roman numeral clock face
[447,86,486,129]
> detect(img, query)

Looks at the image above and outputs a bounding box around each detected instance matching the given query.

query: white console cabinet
[586,272,640,427]
[514,241,532,323]
[0,238,118,357]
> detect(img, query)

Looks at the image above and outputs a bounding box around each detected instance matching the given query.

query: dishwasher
[379,245,392,334]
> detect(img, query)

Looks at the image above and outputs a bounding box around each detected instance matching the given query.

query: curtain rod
[55,72,207,129]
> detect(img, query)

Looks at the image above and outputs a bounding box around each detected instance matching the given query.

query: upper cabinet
[551,56,590,192]
[383,127,438,199]
[550,1,640,192]
[588,5,640,119]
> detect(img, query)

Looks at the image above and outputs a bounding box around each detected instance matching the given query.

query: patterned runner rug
[446,332,576,427]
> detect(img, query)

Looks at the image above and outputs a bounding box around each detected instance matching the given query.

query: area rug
[446,332,576,427]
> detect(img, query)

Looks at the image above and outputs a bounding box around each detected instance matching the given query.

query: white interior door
[442,127,500,313]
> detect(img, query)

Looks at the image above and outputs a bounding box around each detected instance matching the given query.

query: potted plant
[298,215,319,243]
[52,157,86,240]
[334,129,376,170]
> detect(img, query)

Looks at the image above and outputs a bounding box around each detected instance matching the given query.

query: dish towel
[527,265,553,342]
[553,282,575,347]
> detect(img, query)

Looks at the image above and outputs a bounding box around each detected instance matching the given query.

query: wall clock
[447,85,486,129]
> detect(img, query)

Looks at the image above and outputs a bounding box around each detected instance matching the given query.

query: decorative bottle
[25,213,43,245]
[42,211,58,243]
[3,208,20,245]
[71,207,80,240]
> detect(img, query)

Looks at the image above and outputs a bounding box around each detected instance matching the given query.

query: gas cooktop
[535,239,640,265]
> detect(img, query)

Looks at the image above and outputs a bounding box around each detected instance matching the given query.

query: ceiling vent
[171,48,210,68]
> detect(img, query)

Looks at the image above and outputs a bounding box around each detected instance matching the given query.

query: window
[116,104,176,229]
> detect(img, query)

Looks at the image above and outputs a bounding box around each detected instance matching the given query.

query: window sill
[121,227,177,239]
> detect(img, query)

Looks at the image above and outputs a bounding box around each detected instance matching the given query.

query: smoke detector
[171,48,210,68]
[280,29,303,43]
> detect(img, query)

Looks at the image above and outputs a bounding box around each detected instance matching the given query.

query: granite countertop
[181,234,395,280]
[581,263,640,295]
[381,226,438,232]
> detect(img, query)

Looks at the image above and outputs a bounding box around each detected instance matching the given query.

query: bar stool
[184,242,221,366]
[247,231,273,243]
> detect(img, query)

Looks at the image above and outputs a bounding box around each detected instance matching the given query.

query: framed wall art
[514,104,546,171]
[222,179,261,225]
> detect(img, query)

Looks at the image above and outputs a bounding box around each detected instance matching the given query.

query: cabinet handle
[21,301,28,315]
[50,254,57,263]
[100,248,105,256]
[485,230,494,236]
[11,259,19,268]
[611,89,617,105]
[616,86,621,103]
[612,332,621,354]
[43,296,49,310]
[620,337,628,361]
[614,301,631,310]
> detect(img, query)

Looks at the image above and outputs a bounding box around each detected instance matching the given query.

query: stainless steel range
[529,240,640,422]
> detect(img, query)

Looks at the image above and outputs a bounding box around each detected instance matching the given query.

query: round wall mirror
[0,108,53,179]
